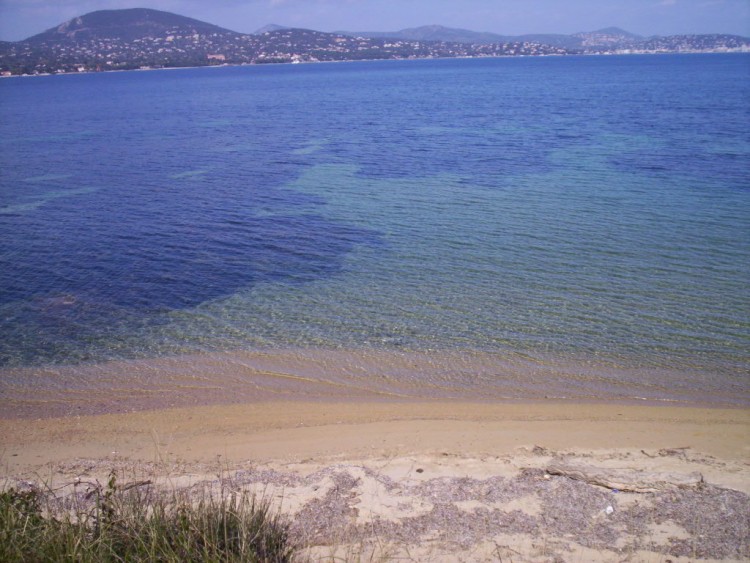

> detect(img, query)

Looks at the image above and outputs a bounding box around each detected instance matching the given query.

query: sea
[1,54,748,412]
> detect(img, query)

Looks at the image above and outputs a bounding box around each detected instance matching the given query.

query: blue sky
[1,0,748,41]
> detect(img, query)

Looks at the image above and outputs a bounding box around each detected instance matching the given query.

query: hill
[254,24,289,35]
[25,8,239,44]
[573,27,644,48]
[344,25,509,44]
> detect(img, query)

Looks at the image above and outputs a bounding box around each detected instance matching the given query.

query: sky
[1,0,748,42]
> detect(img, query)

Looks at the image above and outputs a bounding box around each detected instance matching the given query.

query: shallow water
[0,55,748,407]
[2,348,746,418]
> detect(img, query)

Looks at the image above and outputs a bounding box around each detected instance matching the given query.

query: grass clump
[0,473,295,562]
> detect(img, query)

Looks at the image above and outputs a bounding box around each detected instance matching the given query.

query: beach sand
[2,399,749,561]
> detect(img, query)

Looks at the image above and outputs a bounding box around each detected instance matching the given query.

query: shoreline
[2,50,747,79]
[1,348,747,421]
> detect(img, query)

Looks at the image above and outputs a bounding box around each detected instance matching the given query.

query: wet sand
[1,349,747,420]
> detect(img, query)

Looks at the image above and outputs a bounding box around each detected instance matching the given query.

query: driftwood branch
[546,462,703,493]
[120,480,153,492]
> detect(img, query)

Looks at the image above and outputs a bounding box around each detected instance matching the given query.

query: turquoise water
[0,55,748,404]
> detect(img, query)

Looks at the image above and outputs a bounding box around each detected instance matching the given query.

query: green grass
[0,473,296,562]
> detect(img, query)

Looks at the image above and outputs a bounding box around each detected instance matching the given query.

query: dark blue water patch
[610,147,750,188]
[341,125,564,183]
[0,201,381,311]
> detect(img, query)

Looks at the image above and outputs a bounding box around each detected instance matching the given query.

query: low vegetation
[0,473,295,562]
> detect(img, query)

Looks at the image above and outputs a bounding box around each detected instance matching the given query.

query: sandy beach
[2,397,748,561]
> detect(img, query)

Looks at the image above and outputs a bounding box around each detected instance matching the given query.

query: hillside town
[0,28,570,76]
[0,9,747,76]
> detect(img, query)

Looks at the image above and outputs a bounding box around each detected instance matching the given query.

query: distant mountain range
[1,8,748,76]
[337,25,645,50]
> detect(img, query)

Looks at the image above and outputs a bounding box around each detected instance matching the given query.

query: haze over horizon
[1,0,748,42]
